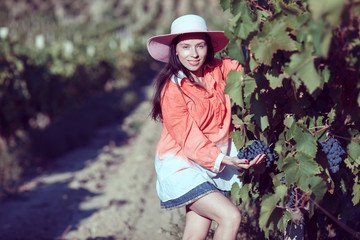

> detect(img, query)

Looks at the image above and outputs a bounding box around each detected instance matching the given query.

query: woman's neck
[190,67,204,82]
[191,70,207,90]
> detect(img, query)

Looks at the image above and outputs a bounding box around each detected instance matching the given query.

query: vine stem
[243,62,261,80]
[329,133,358,143]
[284,140,295,148]
[312,125,331,136]
[247,0,273,17]
[309,198,360,239]
[59,225,72,240]
[308,125,327,130]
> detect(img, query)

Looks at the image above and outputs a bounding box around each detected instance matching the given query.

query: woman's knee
[229,207,242,225]
[220,205,242,228]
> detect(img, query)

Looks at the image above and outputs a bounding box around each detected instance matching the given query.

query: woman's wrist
[221,156,233,166]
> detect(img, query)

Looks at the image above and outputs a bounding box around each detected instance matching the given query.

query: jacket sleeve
[221,58,244,80]
[161,82,225,172]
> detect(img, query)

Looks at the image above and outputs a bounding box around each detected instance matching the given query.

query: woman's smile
[188,60,200,66]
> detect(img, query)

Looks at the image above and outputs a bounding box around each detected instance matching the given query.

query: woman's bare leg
[182,206,212,240]
[186,192,241,240]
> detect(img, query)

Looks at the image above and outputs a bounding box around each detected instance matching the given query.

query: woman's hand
[222,154,266,170]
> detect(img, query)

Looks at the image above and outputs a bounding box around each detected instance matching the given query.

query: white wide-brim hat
[147,14,229,62]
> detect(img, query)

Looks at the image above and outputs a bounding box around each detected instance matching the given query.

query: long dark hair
[151,33,215,121]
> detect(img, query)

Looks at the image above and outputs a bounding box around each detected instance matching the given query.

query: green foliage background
[220,0,360,239]
[0,0,228,194]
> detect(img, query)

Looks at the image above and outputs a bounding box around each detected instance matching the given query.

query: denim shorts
[160,182,229,209]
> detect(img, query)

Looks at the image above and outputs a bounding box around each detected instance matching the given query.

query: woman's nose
[190,47,198,57]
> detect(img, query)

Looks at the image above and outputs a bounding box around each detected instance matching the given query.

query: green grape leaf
[235,15,257,40]
[231,182,243,205]
[260,115,270,132]
[352,176,360,205]
[231,114,243,125]
[243,77,257,99]
[238,183,251,204]
[308,0,346,26]
[279,211,292,232]
[225,70,244,108]
[283,115,295,129]
[219,0,230,10]
[249,20,298,66]
[230,130,246,150]
[308,176,328,202]
[309,20,333,57]
[226,39,246,65]
[293,126,317,158]
[230,0,251,17]
[286,50,321,94]
[282,153,321,187]
[275,184,288,207]
[278,1,304,16]
[345,141,360,174]
[259,187,286,238]
[228,13,241,35]
[265,73,285,89]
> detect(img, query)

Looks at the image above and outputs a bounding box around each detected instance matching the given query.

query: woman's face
[176,33,207,77]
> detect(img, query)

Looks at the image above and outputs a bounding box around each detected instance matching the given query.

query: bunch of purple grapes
[318,137,346,173]
[287,185,296,207]
[237,141,277,167]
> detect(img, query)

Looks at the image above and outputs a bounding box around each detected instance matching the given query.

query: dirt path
[0,86,183,240]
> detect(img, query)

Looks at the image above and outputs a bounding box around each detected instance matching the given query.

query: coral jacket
[155,58,243,205]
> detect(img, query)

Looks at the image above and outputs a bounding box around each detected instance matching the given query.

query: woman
[147,14,265,240]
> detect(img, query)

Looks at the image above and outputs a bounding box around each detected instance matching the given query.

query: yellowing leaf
[225,70,244,107]
[260,115,269,131]
[287,50,321,94]
[308,0,346,26]
[249,20,298,66]
[266,73,285,89]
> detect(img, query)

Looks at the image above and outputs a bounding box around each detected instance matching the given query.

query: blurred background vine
[0,0,229,195]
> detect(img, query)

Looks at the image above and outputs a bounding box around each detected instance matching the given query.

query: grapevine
[220,0,360,239]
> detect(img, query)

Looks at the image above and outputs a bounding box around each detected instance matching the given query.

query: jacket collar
[170,63,215,86]
[170,71,187,86]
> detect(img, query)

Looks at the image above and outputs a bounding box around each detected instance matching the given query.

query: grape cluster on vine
[287,185,296,207]
[237,141,277,167]
[318,137,346,173]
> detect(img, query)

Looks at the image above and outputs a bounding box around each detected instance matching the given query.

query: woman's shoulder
[210,58,243,74]
[161,78,183,99]
[216,58,241,68]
